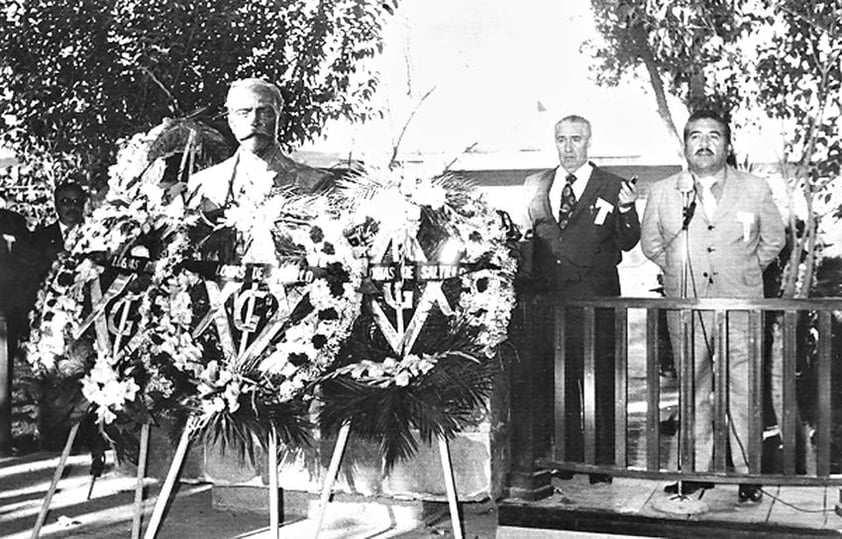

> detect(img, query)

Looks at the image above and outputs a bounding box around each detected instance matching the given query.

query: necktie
[557,173,577,230]
[701,181,718,221]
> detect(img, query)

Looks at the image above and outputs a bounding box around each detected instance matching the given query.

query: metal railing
[0,316,10,455]
[531,297,841,486]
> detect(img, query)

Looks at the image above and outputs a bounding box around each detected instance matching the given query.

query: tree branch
[389,85,436,168]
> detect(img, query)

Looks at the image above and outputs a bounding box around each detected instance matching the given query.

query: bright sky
[300,0,689,168]
[299,0,785,170]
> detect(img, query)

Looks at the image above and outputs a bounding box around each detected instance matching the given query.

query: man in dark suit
[0,206,31,334]
[0,205,30,454]
[30,181,86,279]
[28,181,88,451]
[523,114,639,482]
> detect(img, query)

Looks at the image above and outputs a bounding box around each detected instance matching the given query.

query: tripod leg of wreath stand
[312,421,350,539]
[30,422,80,539]
[143,420,193,539]
[437,434,463,539]
[132,422,151,539]
[268,424,279,539]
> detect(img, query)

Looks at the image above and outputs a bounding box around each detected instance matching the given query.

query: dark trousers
[559,305,616,465]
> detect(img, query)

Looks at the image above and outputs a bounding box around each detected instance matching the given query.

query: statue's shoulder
[187,155,237,208]
[189,155,236,184]
[273,155,334,193]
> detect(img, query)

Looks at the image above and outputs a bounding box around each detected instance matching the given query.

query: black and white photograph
[0,1,840,537]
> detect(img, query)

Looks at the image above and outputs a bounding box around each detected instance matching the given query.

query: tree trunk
[633,26,685,162]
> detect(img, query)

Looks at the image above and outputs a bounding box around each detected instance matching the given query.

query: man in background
[0,202,31,337]
[641,109,785,502]
[26,181,89,451]
[30,181,87,278]
[523,114,639,483]
[0,201,31,455]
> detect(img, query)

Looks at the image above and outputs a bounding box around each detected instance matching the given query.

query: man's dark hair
[683,109,732,145]
[54,181,86,200]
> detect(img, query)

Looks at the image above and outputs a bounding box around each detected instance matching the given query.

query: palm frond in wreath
[320,351,496,471]
[168,393,312,467]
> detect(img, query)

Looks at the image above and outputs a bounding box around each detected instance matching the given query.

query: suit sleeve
[756,181,785,269]
[640,186,667,269]
[613,205,640,252]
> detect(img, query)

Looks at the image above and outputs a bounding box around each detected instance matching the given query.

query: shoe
[659,415,678,436]
[589,473,612,484]
[663,481,715,495]
[551,470,574,480]
[738,484,763,503]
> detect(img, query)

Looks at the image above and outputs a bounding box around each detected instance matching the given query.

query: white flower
[308,279,334,310]
[394,371,411,387]
[412,181,447,209]
[80,352,140,425]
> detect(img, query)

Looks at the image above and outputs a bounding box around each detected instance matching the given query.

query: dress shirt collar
[553,161,593,200]
[549,162,594,219]
[694,166,727,191]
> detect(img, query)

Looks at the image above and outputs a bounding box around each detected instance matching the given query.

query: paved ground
[0,451,499,538]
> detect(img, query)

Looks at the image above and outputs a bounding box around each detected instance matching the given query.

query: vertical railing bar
[614,307,628,469]
[554,304,567,463]
[679,308,695,473]
[0,316,9,456]
[646,308,660,472]
[583,306,596,465]
[782,310,797,475]
[748,310,763,474]
[713,310,728,473]
[817,310,832,477]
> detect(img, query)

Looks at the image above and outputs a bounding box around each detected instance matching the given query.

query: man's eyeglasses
[57,197,85,206]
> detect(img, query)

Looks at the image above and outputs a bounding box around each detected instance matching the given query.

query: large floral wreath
[24,119,212,383]
[24,120,226,452]
[25,119,363,462]
[144,192,362,457]
[319,168,519,469]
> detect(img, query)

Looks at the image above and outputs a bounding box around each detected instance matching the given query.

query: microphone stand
[677,191,692,500]
[655,189,709,515]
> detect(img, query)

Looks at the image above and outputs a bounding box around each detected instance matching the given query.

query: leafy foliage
[320,345,496,470]
[0,0,397,216]
[589,0,750,107]
[587,0,754,156]
[588,0,842,297]
[751,2,842,298]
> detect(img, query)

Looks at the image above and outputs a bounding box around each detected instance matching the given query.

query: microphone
[676,172,697,230]
[676,171,694,194]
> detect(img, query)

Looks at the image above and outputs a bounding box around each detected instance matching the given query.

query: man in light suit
[523,115,639,483]
[641,109,785,502]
